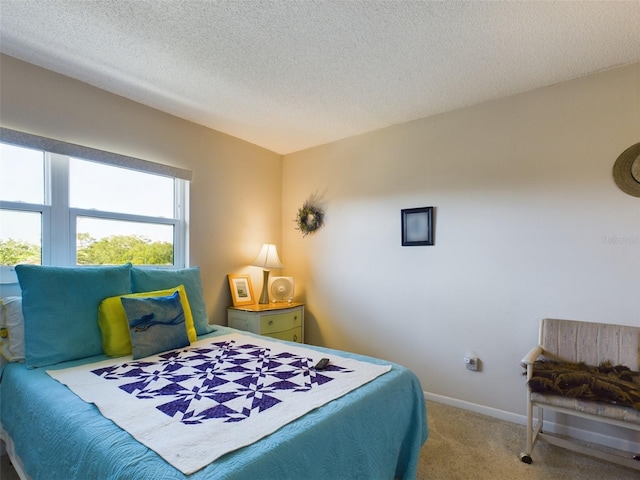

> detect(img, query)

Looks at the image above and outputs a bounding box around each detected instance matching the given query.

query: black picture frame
[401,207,434,246]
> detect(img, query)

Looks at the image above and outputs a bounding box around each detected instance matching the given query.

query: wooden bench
[520,318,640,470]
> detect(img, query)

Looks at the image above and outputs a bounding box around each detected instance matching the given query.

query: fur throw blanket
[526,361,640,411]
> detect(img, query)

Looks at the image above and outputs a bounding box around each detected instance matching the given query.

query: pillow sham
[131,267,213,335]
[121,291,190,360]
[0,296,25,362]
[98,285,197,357]
[16,263,132,368]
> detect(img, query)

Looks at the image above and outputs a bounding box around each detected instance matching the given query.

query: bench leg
[521,393,541,463]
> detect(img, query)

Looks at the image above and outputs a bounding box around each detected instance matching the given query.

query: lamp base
[258,269,270,304]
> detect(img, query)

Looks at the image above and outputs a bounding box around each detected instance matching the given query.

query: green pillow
[121,291,190,360]
[131,267,213,335]
[16,264,132,368]
[98,285,197,357]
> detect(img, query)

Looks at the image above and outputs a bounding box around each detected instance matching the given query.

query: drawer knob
[293,334,298,342]
[268,320,273,325]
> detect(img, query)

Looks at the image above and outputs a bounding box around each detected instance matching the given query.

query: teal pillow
[121,291,190,360]
[16,264,132,368]
[131,267,213,335]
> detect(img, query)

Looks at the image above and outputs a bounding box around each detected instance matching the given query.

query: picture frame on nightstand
[228,274,256,306]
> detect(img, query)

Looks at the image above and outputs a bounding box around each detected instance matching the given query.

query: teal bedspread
[0,327,427,479]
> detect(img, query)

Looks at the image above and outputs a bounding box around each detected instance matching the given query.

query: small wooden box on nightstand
[227,303,305,343]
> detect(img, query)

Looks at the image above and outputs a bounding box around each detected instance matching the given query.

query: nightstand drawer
[228,317,250,331]
[227,303,304,343]
[260,311,302,334]
[268,326,302,343]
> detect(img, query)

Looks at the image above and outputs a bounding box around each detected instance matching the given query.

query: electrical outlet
[464,356,478,371]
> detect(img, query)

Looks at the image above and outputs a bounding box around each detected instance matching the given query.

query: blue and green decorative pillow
[98,285,197,357]
[131,267,213,335]
[121,291,190,360]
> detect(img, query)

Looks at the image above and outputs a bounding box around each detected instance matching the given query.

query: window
[0,143,46,274]
[0,129,190,283]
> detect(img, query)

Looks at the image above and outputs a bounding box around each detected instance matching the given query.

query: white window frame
[0,201,52,284]
[0,129,191,284]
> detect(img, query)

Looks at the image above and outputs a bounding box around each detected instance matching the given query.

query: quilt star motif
[90,339,353,425]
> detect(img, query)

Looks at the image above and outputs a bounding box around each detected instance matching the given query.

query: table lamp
[252,243,283,304]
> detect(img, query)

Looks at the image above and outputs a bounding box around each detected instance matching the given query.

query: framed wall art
[401,206,434,246]
[227,274,256,306]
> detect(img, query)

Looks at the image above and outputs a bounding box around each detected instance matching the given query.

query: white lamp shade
[252,244,283,270]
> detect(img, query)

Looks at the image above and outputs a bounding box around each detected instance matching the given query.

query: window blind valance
[0,128,192,181]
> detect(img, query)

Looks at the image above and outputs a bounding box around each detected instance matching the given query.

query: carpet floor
[419,400,640,480]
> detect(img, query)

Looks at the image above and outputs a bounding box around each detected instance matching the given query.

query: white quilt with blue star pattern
[47,333,390,474]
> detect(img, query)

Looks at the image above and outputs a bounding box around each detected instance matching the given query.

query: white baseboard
[424,391,640,454]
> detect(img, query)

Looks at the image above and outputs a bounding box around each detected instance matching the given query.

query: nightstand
[227,303,305,343]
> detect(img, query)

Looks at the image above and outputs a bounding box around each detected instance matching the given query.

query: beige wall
[283,63,640,428]
[2,52,639,443]
[0,54,283,325]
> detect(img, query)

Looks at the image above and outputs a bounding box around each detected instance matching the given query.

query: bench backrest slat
[540,318,640,377]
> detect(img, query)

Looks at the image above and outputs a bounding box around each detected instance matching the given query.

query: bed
[0,264,427,479]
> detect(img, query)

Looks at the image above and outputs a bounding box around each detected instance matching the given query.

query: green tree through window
[76,234,173,265]
[1,234,172,266]
[0,239,40,265]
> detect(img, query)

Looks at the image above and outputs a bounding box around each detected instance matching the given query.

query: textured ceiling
[1,1,639,155]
